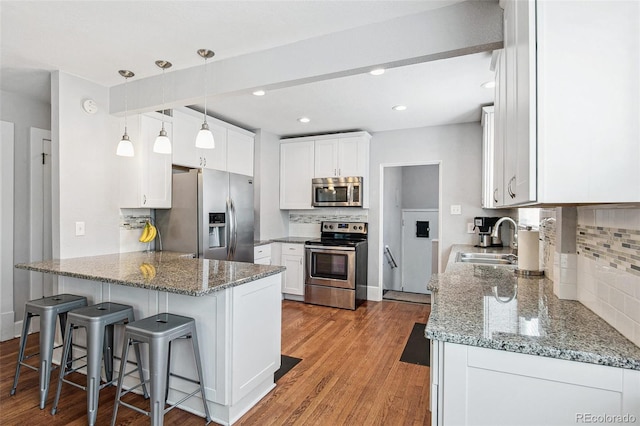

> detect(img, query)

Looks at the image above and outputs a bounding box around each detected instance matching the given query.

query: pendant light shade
[153,60,172,154]
[117,133,135,157]
[117,70,135,157]
[196,49,215,149]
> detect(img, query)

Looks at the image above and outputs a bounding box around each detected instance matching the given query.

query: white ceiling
[0,0,496,137]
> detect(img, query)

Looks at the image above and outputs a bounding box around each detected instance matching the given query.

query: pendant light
[153,60,172,154]
[116,70,135,157]
[195,49,215,149]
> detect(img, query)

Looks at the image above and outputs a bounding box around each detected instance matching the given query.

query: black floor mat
[399,322,430,366]
[275,354,302,382]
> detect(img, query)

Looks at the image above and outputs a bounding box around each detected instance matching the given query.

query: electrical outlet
[467,223,475,234]
[450,205,462,215]
[75,221,85,236]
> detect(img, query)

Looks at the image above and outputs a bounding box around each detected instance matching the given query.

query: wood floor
[0,300,431,425]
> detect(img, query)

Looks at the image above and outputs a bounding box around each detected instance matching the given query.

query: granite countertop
[15,251,286,297]
[265,237,310,244]
[426,244,640,370]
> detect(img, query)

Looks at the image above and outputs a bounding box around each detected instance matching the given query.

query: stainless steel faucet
[491,217,518,251]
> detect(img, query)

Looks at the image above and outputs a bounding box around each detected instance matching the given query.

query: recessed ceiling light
[392,105,407,111]
[481,81,496,89]
[298,117,310,123]
[252,90,266,96]
[369,68,385,76]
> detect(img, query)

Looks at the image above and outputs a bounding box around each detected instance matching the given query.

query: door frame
[378,161,442,301]
[401,208,438,294]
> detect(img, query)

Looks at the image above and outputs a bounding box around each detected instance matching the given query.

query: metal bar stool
[111,313,211,426]
[10,294,88,409]
[51,302,148,426]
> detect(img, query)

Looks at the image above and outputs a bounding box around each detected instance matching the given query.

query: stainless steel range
[304,221,368,310]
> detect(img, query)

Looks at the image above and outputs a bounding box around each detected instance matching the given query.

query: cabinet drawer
[254,244,271,259]
[281,243,304,256]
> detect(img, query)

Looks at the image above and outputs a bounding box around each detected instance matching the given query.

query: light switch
[75,221,85,236]
[450,205,462,215]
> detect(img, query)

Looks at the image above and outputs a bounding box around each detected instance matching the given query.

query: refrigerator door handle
[230,198,238,260]
[226,197,233,261]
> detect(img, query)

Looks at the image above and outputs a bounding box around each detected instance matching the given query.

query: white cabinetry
[279,141,315,210]
[494,0,640,205]
[431,341,640,426]
[481,106,495,209]
[313,136,368,178]
[280,243,304,297]
[119,113,172,208]
[253,244,271,265]
[172,108,254,176]
[280,131,371,210]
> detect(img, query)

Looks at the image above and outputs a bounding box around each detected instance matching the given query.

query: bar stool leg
[51,319,73,415]
[85,321,106,426]
[38,309,58,409]
[190,331,212,422]
[10,313,32,396]
[110,335,133,426]
[149,338,170,426]
[103,324,114,383]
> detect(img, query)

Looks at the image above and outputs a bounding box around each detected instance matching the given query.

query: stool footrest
[164,388,202,415]
[169,372,202,386]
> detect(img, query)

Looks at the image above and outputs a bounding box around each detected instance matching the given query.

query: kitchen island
[16,251,286,426]
[426,245,640,426]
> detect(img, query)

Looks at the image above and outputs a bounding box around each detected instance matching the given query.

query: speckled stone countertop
[426,244,640,370]
[267,237,310,244]
[15,251,286,297]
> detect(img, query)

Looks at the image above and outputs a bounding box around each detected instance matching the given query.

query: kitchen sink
[455,252,518,266]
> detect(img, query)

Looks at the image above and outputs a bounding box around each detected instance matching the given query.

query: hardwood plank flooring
[0,300,431,425]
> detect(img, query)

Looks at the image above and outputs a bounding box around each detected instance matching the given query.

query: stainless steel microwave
[312,177,363,207]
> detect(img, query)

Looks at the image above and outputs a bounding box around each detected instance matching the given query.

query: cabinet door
[493,50,506,207]
[140,114,172,208]
[201,121,227,171]
[227,129,254,176]
[337,136,366,177]
[281,254,304,295]
[172,109,200,168]
[314,139,338,177]
[280,141,315,209]
[481,106,495,209]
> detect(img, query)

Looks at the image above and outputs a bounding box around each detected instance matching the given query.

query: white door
[401,210,438,294]
[30,128,53,299]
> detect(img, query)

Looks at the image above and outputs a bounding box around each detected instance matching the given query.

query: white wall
[382,166,402,291]
[369,123,486,299]
[52,72,121,259]
[402,165,439,209]
[1,90,51,324]
[254,129,288,240]
[1,121,15,340]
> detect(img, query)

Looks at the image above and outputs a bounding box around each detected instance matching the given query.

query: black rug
[399,322,430,366]
[275,354,302,382]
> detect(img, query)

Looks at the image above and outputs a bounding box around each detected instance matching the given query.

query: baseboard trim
[367,285,382,302]
[0,311,15,341]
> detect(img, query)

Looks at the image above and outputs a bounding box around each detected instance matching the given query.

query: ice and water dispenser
[209,212,226,248]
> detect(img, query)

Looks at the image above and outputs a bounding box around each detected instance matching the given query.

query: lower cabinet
[430,341,640,426]
[253,244,271,265]
[280,243,305,298]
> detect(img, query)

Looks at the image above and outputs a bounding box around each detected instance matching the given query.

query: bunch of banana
[139,262,156,280]
[139,221,157,243]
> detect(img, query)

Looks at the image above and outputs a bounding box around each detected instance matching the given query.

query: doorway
[381,163,440,302]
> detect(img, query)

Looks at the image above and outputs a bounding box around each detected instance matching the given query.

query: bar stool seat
[111,313,211,426]
[10,294,88,409]
[51,302,148,426]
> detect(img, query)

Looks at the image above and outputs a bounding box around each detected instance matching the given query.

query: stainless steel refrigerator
[156,168,254,262]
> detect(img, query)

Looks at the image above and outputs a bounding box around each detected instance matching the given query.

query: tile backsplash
[288,209,368,237]
[576,206,640,347]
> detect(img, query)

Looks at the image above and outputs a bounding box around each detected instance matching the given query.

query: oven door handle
[305,245,356,252]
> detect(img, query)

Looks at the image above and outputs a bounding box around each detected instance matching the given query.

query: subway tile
[634,322,640,347]
[560,267,577,285]
[558,283,577,300]
[599,301,616,326]
[609,288,625,312]
[614,311,636,342]
[596,280,610,303]
[623,295,640,323]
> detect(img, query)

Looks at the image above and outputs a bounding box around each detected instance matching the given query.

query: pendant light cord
[161,67,166,131]
[124,77,128,134]
[203,57,208,125]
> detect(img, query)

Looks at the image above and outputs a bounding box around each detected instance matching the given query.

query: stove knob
[329,225,334,229]
[324,224,328,229]
[359,226,363,230]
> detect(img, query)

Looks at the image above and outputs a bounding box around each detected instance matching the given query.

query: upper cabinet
[314,136,369,178]
[280,131,371,210]
[119,113,172,209]
[493,0,640,205]
[172,107,254,176]
[280,140,315,210]
[481,106,496,209]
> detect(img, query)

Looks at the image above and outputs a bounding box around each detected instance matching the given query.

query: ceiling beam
[110,0,503,115]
